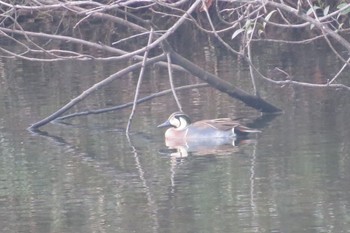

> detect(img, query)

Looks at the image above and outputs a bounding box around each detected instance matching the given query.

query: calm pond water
[1,40,350,233]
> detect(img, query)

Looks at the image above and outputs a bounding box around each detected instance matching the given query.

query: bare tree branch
[28,54,166,130]
[54,83,208,122]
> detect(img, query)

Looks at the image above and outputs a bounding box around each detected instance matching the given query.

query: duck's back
[187,119,236,138]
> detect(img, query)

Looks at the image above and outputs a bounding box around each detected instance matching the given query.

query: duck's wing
[193,118,261,133]
[192,118,240,131]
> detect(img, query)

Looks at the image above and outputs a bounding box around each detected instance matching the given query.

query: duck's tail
[234,125,261,136]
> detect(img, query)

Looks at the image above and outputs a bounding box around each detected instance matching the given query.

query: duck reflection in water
[158,112,261,157]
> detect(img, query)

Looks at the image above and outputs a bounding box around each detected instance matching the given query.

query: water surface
[0,40,350,233]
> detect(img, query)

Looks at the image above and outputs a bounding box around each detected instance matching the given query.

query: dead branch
[169,49,282,113]
[28,54,166,130]
[53,83,208,122]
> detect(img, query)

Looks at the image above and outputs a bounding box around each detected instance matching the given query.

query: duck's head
[157,112,191,130]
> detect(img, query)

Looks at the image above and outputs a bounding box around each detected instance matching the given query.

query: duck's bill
[157,120,171,128]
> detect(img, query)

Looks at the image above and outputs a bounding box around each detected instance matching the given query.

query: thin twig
[247,17,259,97]
[266,1,350,52]
[329,57,350,85]
[126,28,154,134]
[166,52,182,111]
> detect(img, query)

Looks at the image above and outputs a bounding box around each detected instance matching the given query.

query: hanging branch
[246,18,260,97]
[166,52,183,112]
[126,28,155,134]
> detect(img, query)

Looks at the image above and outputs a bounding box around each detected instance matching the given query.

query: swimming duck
[157,112,261,140]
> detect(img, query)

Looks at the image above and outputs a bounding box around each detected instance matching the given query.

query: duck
[157,112,261,140]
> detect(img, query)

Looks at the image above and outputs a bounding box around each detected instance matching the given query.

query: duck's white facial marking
[177,116,189,130]
[169,114,189,130]
[169,117,181,128]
